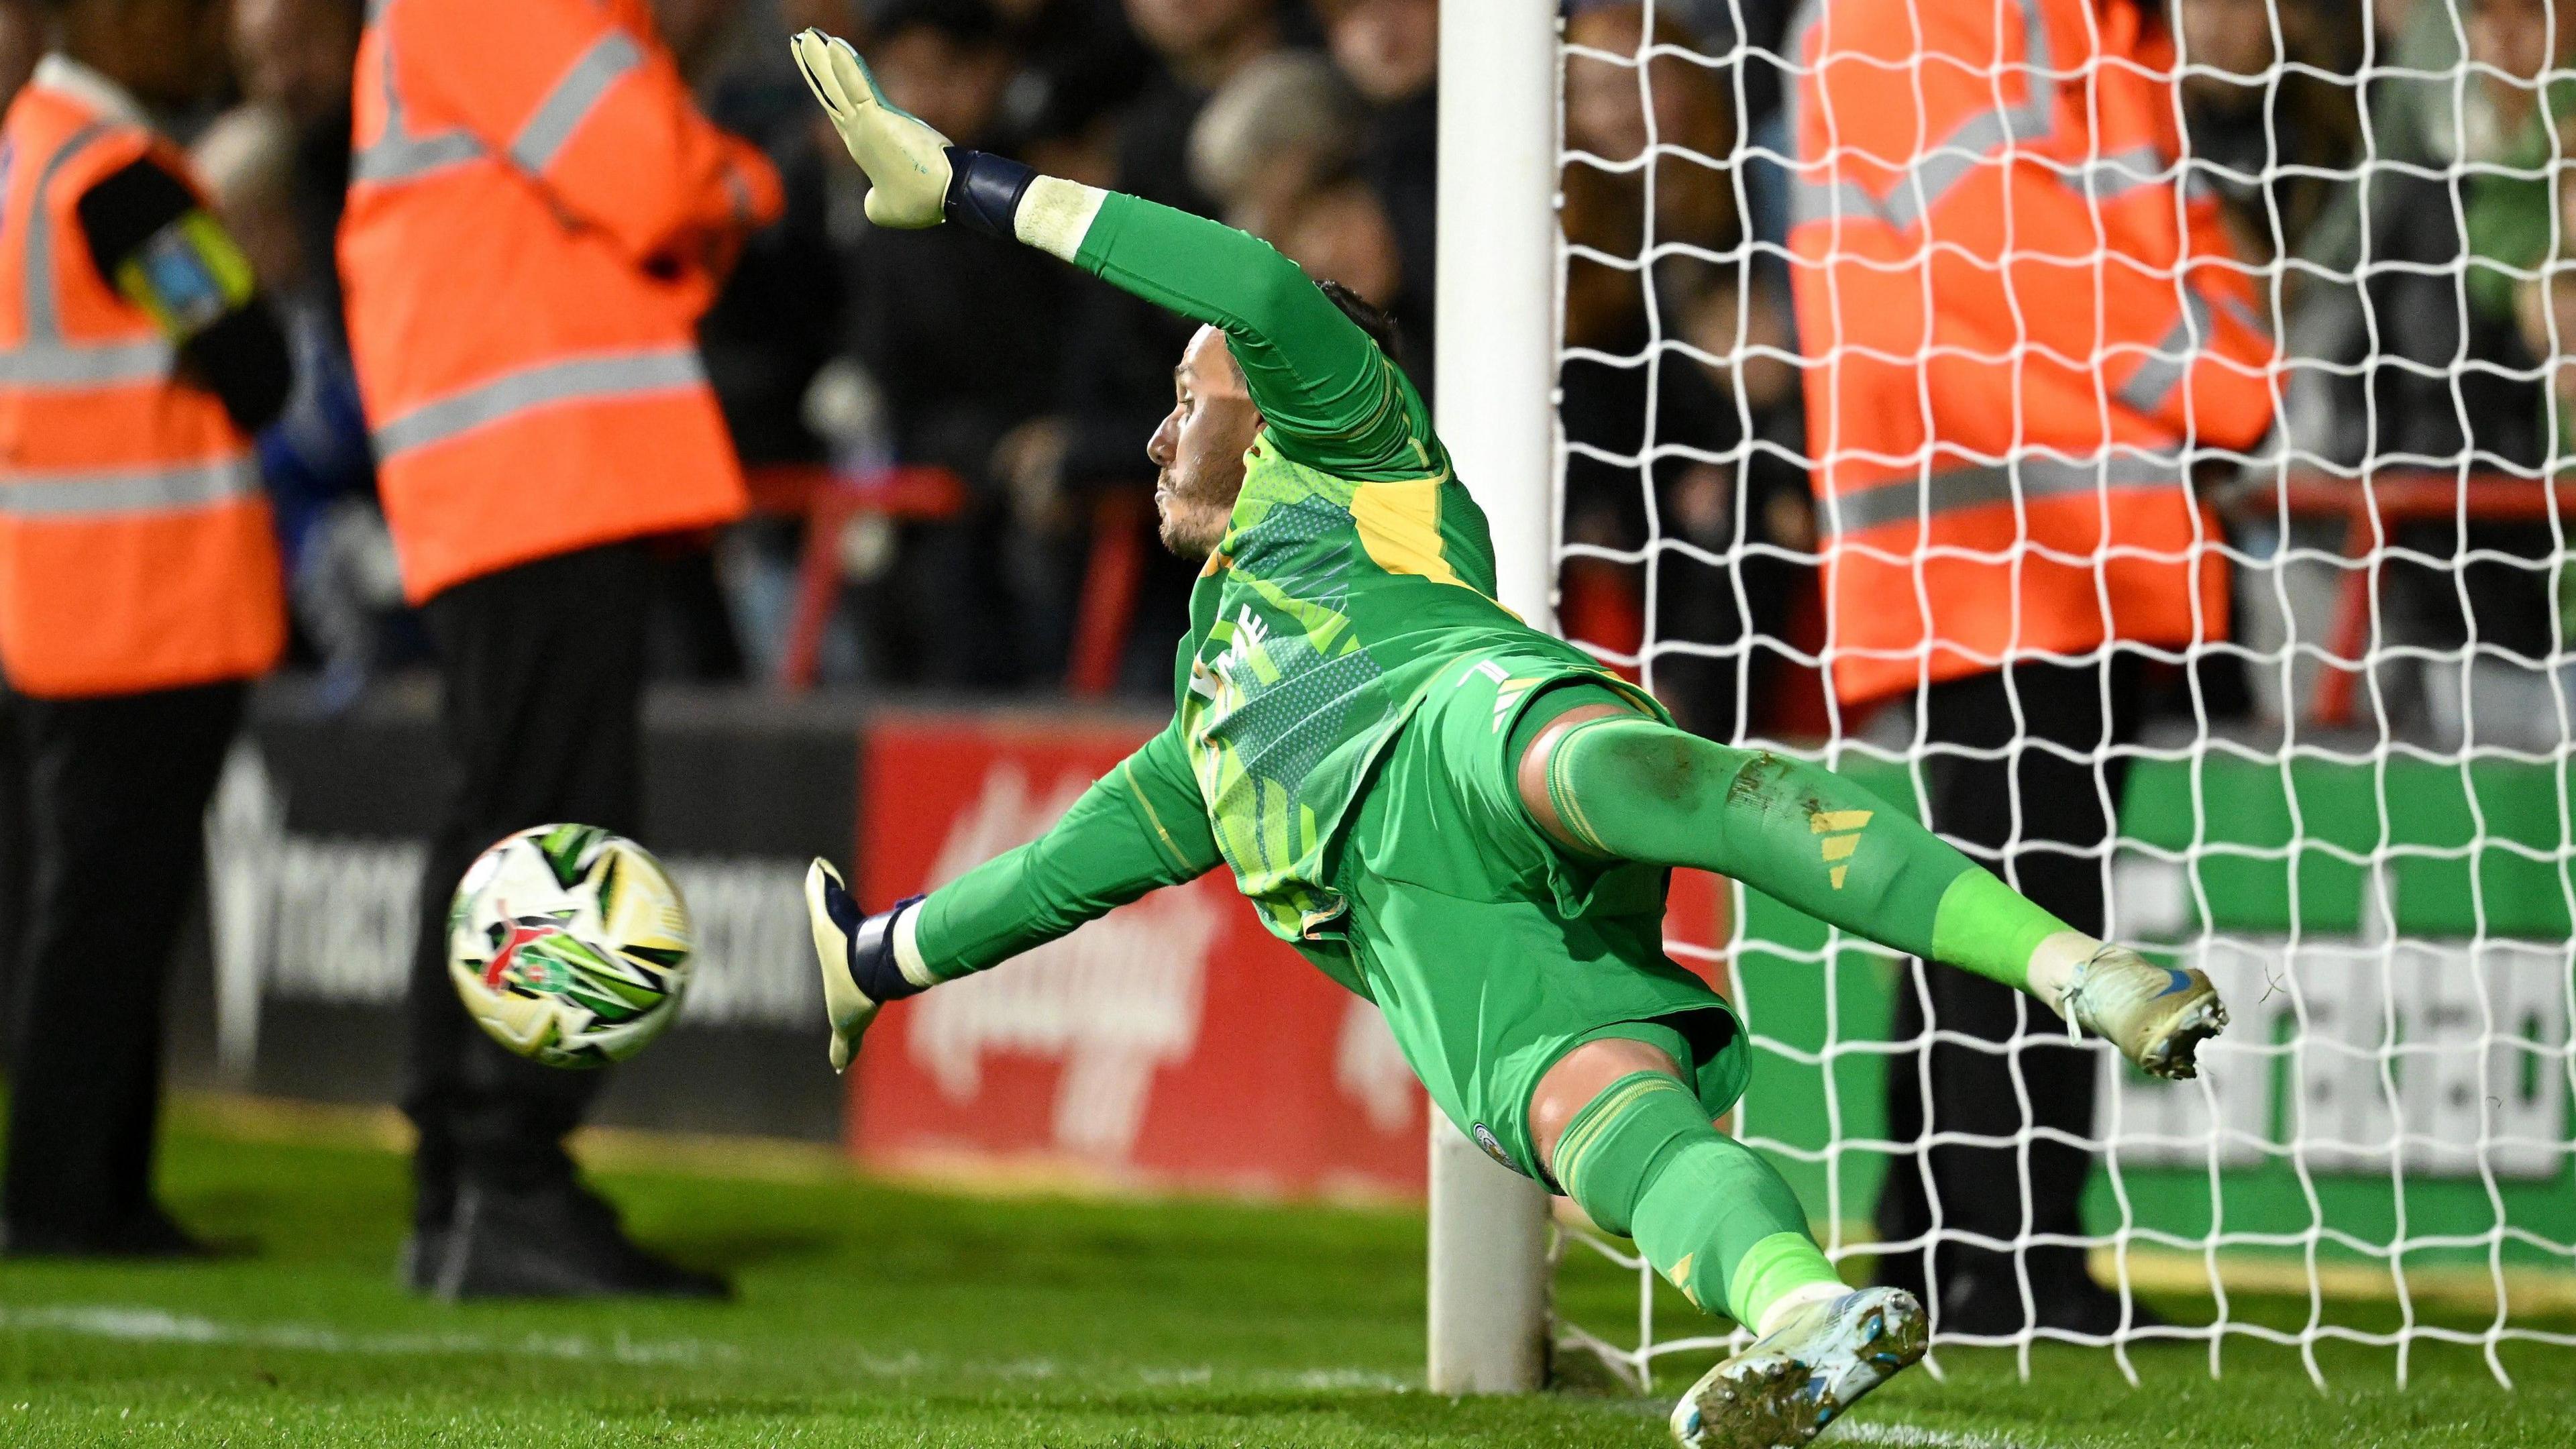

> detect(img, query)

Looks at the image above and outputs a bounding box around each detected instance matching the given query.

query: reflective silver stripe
[1788,0,2056,231]
[1874,103,2048,231]
[2064,144,2165,203]
[20,120,114,342]
[373,347,706,458]
[354,126,482,182]
[0,337,172,386]
[1789,175,1888,229]
[510,32,642,174]
[352,15,487,185]
[1823,452,2188,536]
[0,454,260,518]
[2218,293,2273,340]
[2117,290,2214,416]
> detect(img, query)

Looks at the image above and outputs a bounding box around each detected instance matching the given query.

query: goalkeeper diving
[787,28,2226,1447]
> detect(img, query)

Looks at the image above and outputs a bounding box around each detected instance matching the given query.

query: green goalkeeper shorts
[1294,648,1750,1186]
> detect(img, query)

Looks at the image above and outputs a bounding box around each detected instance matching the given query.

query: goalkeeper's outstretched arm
[789,28,1413,474]
[806,721,1220,1071]
[907,721,1220,978]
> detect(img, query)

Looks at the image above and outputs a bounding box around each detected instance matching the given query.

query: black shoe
[1932,1269,2166,1337]
[1928,1273,2023,1336]
[431,1181,730,1301]
[1,1203,237,1260]
[2033,1273,2166,1336]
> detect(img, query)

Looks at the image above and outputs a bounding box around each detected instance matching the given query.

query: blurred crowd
[2,0,2574,743]
[0,0,1448,702]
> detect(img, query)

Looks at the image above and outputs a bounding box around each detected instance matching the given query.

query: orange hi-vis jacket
[0,69,284,698]
[1787,0,2277,706]
[339,0,782,604]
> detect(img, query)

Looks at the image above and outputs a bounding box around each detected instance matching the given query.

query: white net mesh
[1548,0,2576,1389]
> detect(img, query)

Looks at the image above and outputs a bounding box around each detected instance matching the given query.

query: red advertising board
[853,710,1431,1198]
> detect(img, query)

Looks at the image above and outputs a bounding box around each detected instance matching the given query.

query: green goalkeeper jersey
[904,188,1631,975]
[1080,193,1606,942]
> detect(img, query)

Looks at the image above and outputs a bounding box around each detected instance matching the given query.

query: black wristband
[943,147,1036,241]
[850,894,928,1002]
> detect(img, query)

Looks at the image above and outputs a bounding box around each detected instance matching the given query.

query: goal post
[1426,0,1558,1395]
[1434,0,1560,632]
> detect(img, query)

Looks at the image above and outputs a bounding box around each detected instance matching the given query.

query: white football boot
[1669,1286,1927,1449]
[2057,943,2229,1080]
[804,859,904,1073]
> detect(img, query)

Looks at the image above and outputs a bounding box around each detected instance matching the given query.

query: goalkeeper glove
[803,859,924,1073]
[790,27,1038,239]
[790,27,953,228]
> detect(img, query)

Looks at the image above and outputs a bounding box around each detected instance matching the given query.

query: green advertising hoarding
[1727,753,2576,1275]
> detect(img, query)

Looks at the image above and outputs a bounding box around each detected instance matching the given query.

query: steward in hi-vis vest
[1788,0,2277,708]
[0,60,284,697]
[338,0,779,1303]
[1786,0,2280,1339]
[0,17,291,1258]
[339,0,780,602]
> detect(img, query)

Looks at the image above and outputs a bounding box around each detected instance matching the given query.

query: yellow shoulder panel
[1351,478,1468,590]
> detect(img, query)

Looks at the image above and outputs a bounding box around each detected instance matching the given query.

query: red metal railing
[745,465,1152,697]
[745,463,964,692]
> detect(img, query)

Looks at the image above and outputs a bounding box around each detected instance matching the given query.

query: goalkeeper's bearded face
[1147,325,1261,557]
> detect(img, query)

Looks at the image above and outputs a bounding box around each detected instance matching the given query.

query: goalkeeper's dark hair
[1314,278,1402,368]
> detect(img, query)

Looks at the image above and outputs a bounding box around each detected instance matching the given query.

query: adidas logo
[1809,809,1872,888]
[1666,1251,1701,1309]
[1465,659,1542,731]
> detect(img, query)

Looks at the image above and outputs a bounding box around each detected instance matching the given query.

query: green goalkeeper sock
[1538,710,2082,997]
[1552,1071,1842,1329]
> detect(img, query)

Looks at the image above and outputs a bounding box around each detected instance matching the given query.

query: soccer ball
[447,824,694,1070]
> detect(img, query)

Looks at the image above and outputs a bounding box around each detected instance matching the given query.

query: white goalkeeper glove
[790,28,952,229]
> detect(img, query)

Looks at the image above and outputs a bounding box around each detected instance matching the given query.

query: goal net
[1540,0,2576,1390]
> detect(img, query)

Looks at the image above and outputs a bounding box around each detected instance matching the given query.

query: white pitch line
[0,1303,1413,1393]
[1285,1367,1415,1391]
[0,1303,729,1365]
[1831,1423,2044,1449]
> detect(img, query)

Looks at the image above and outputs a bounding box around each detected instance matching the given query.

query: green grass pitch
[0,1097,2569,1448]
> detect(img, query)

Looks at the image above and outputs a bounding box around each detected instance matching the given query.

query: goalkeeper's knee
[1551,1069,1838,1328]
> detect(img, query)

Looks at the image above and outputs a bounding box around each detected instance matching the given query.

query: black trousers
[405,542,650,1229]
[1872,657,2139,1311]
[3,680,244,1241]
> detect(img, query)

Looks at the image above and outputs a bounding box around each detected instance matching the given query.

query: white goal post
[1426,0,1560,1396]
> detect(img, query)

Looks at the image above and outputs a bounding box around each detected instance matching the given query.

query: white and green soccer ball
[447,824,694,1071]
